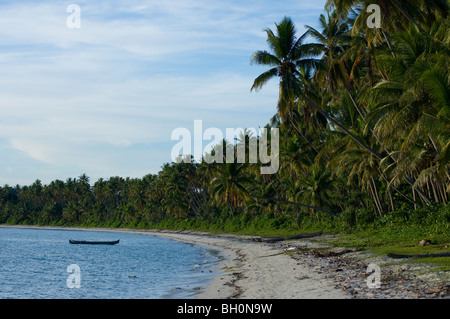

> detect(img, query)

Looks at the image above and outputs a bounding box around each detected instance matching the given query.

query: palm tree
[329,129,385,215]
[367,26,449,203]
[326,0,449,34]
[251,16,385,161]
[298,163,335,214]
[250,16,320,120]
[306,14,446,204]
[210,162,252,215]
[159,162,191,219]
[305,10,368,119]
[77,173,91,200]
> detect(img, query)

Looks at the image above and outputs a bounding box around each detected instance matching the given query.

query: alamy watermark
[367,4,381,29]
[66,4,81,29]
[171,120,279,174]
[366,263,381,289]
[66,264,81,289]
[65,3,380,30]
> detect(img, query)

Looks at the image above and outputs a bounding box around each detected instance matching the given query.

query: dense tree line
[1,1,449,231]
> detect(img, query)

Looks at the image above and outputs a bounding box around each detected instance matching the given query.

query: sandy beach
[1,225,448,299]
[169,233,350,298]
[143,230,348,299]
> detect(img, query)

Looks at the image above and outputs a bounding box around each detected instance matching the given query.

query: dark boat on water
[69,239,120,245]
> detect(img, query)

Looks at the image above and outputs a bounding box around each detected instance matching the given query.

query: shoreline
[0,224,347,299]
[1,225,448,299]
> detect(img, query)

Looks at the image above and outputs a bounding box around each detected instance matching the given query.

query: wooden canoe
[69,239,120,245]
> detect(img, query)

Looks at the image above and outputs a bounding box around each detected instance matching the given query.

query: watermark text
[66,264,81,288]
[171,120,279,174]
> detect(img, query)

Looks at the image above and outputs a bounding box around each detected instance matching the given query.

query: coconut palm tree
[325,0,449,34]
[250,16,321,120]
[367,26,449,203]
[298,163,335,214]
[329,129,385,215]
[305,10,369,119]
[210,162,252,215]
[251,16,385,161]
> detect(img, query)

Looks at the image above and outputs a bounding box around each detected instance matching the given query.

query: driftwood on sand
[253,230,323,243]
[388,252,450,259]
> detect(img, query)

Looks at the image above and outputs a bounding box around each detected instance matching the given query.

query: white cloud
[0,0,325,185]
[0,70,277,180]
[0,0,324,56]
[9,138,55,164]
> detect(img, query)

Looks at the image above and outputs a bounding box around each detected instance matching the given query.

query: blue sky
[0,0,326,185]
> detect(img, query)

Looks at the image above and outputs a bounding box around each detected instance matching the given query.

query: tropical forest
[1,1,449,252]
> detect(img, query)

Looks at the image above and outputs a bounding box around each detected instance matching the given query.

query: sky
[0,0,326,186]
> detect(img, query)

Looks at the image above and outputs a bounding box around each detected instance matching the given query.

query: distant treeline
[1,2,449,234]
[0,159,447,233]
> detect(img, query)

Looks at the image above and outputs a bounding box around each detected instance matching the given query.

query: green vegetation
[1,2,449,263]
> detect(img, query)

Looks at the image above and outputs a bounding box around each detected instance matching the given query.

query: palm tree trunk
[373,190,382,215]
[287,116,316,165]
[303,90,435,205]
[388,190,395,211]
[345,87,366,118]
[372,177,384,215]
[430,180,440,203]
[439,184,447,204]
[429,135,440,154]
[389,0,425,32]
[381,29,396,58]
[299,92,384,160]
[226,200,234,216]
[369,178,383,216]
[405,176,433,205]
[289,116,319,155]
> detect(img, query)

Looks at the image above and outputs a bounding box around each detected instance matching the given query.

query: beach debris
[312,248,354,258]
[387,251,450,259]
[252,230,323,243]
[418,239,431,246]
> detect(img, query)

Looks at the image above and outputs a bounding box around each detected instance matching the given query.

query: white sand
[142,230,348,299]
[0,225,348,299]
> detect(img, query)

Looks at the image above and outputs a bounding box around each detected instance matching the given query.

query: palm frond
[250,50,281,66]
[421,67,450,118]
[250,67,278,92]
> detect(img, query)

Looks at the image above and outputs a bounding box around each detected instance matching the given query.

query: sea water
[0,227,220,299]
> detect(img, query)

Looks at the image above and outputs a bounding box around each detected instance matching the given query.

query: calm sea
[0,227,221,299]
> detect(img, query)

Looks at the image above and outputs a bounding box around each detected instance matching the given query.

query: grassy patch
[321,224,450,269]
